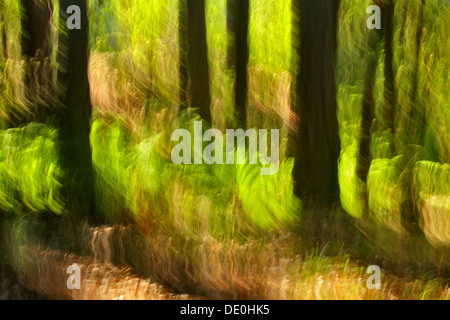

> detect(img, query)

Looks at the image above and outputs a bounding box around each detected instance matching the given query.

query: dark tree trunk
[20,0,52,59]
[0,0,7,60]
[227,0,249,128]
[1,21,6,61]
[19,0,53,125]
[356,7,383,186]
[185,0,211,123]
[57,0,96,221]
[178,0,188,111]
[409,0,425,146]
[292,0,341,205]
[381,0,395,135]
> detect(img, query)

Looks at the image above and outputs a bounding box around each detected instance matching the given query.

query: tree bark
[292,0,341,205]
[20,0,53,124]
[356,5,383,186]
[185,0,211,123]
[178,0,188,111]
[0,0,7,60]
[20,0,52,60]
[409,0,425,146]
[227,0,249,128]
[381,0,395,135]
[57,0,96,221]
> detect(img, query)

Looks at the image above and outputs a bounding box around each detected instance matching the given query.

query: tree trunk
[409,0,425,146]
[20,0,52,60]
[57,0,96,221]
[0,0,7,60]
[186,0,211,123]
[20,0,53,124]
[292,0,341,205]
[381,0,395,135]
[178,0,188,112]
[356,5,383,186]
[227,0,249,128]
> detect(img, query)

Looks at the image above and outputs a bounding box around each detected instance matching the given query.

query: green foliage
[338,141,364,218]
[249,0,292,71]
[0,123,63,214]
[90,116,300,240]
[367,156,406,233]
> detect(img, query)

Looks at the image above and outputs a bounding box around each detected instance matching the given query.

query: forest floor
[1,223,449,300]
[0,262,45,300]
[1,247,203,300]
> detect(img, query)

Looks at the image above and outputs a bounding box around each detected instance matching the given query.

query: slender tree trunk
[292,0,341,205]
[178,0,188,112]
[0,0,6,60]
[57,0,96,221]
[186,0,211,123]
[1,22,6,61]
[20,0,53,124]
[381,0,395,136]
[354,3,384,227]
[409,0,425,146]
[226,0,237,71]
[356,7,383,186]
[227,0,249,128]
[21,0,52,60]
